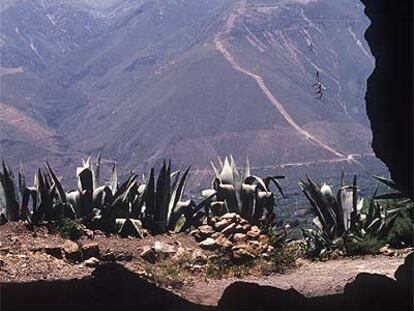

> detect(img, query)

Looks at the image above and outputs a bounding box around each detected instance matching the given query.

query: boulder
[81,242,100,260]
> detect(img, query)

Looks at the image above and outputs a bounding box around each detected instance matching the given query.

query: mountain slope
[0,0,386,191]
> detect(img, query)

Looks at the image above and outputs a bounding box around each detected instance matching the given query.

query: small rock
[191,249,208,265]
[198,225,215,238]
[193,232,204,242]
[115,251,133,262]
[222,223,246,236]
[84,257,100,268]
[101,251,116,262]
[63,240,80,261]
[207,217,217,227]
[221,213,238,220]
[216,235,233,250]
[214,218,232,231]
[190,229,199,236]
[190,264,204,273]
[211,232,224,239]
[247,240,261,249]
[242,224,251,232]
[232,248,256,262]
[152,241,176,258]
[171,247,187,262]
[199,238,219,251]
[379,245,395,257]
[81,242,100,260]
[235,224,246,233]
[83,229,94,239]
[246,226,261,239]
[258,234,270,245]
[140,245,156,263]
[233,233,247,243]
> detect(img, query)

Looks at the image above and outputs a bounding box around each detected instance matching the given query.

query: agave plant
[0,161,24,222]
[300,174,404,257]
[0,160,77,225]
[200,155,285,226]
[139,161,206,235]
[64,156,147,237]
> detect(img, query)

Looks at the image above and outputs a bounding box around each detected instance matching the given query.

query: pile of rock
[190,213,274,262]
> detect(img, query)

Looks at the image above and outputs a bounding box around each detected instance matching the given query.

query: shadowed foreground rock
[2,254,412,310]
[1,263,211,311]
[217,253,413,311]
[362,0,413,198]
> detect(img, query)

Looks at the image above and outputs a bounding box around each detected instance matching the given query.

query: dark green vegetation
[300,174,413,259]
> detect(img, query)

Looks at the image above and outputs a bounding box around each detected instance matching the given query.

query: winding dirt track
[213,1,345,159]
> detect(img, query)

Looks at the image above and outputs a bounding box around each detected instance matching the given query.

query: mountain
[0,0,387,197]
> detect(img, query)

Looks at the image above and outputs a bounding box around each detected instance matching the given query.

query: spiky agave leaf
[0,161,20,221]
[264,175,286,198]
[109,163,118,195]
[115,218,144,238]
[154,161,171,233]
[219,157,234,185]
[167,166,190,227]
[46,163,67,204]
[93,154,101,189]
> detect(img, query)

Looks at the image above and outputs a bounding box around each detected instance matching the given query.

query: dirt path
[177,255,406,306]
[213,1,346,159]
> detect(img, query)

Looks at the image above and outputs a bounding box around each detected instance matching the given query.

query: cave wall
[361,0,413,198]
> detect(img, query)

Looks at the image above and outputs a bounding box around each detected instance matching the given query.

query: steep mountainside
[0,0,387,194]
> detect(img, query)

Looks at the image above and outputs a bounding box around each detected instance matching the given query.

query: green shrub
[58,218,81,241]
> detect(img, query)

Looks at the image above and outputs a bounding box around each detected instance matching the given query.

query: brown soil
[0,222,410,307]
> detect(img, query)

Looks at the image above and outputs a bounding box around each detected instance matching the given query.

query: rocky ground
[0,220,411,307]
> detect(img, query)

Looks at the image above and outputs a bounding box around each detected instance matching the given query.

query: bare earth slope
[0,0,387,192]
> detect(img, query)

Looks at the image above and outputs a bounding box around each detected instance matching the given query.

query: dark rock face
[217,253,413,311]
[0,263,210,311]
[361,0,413,198]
